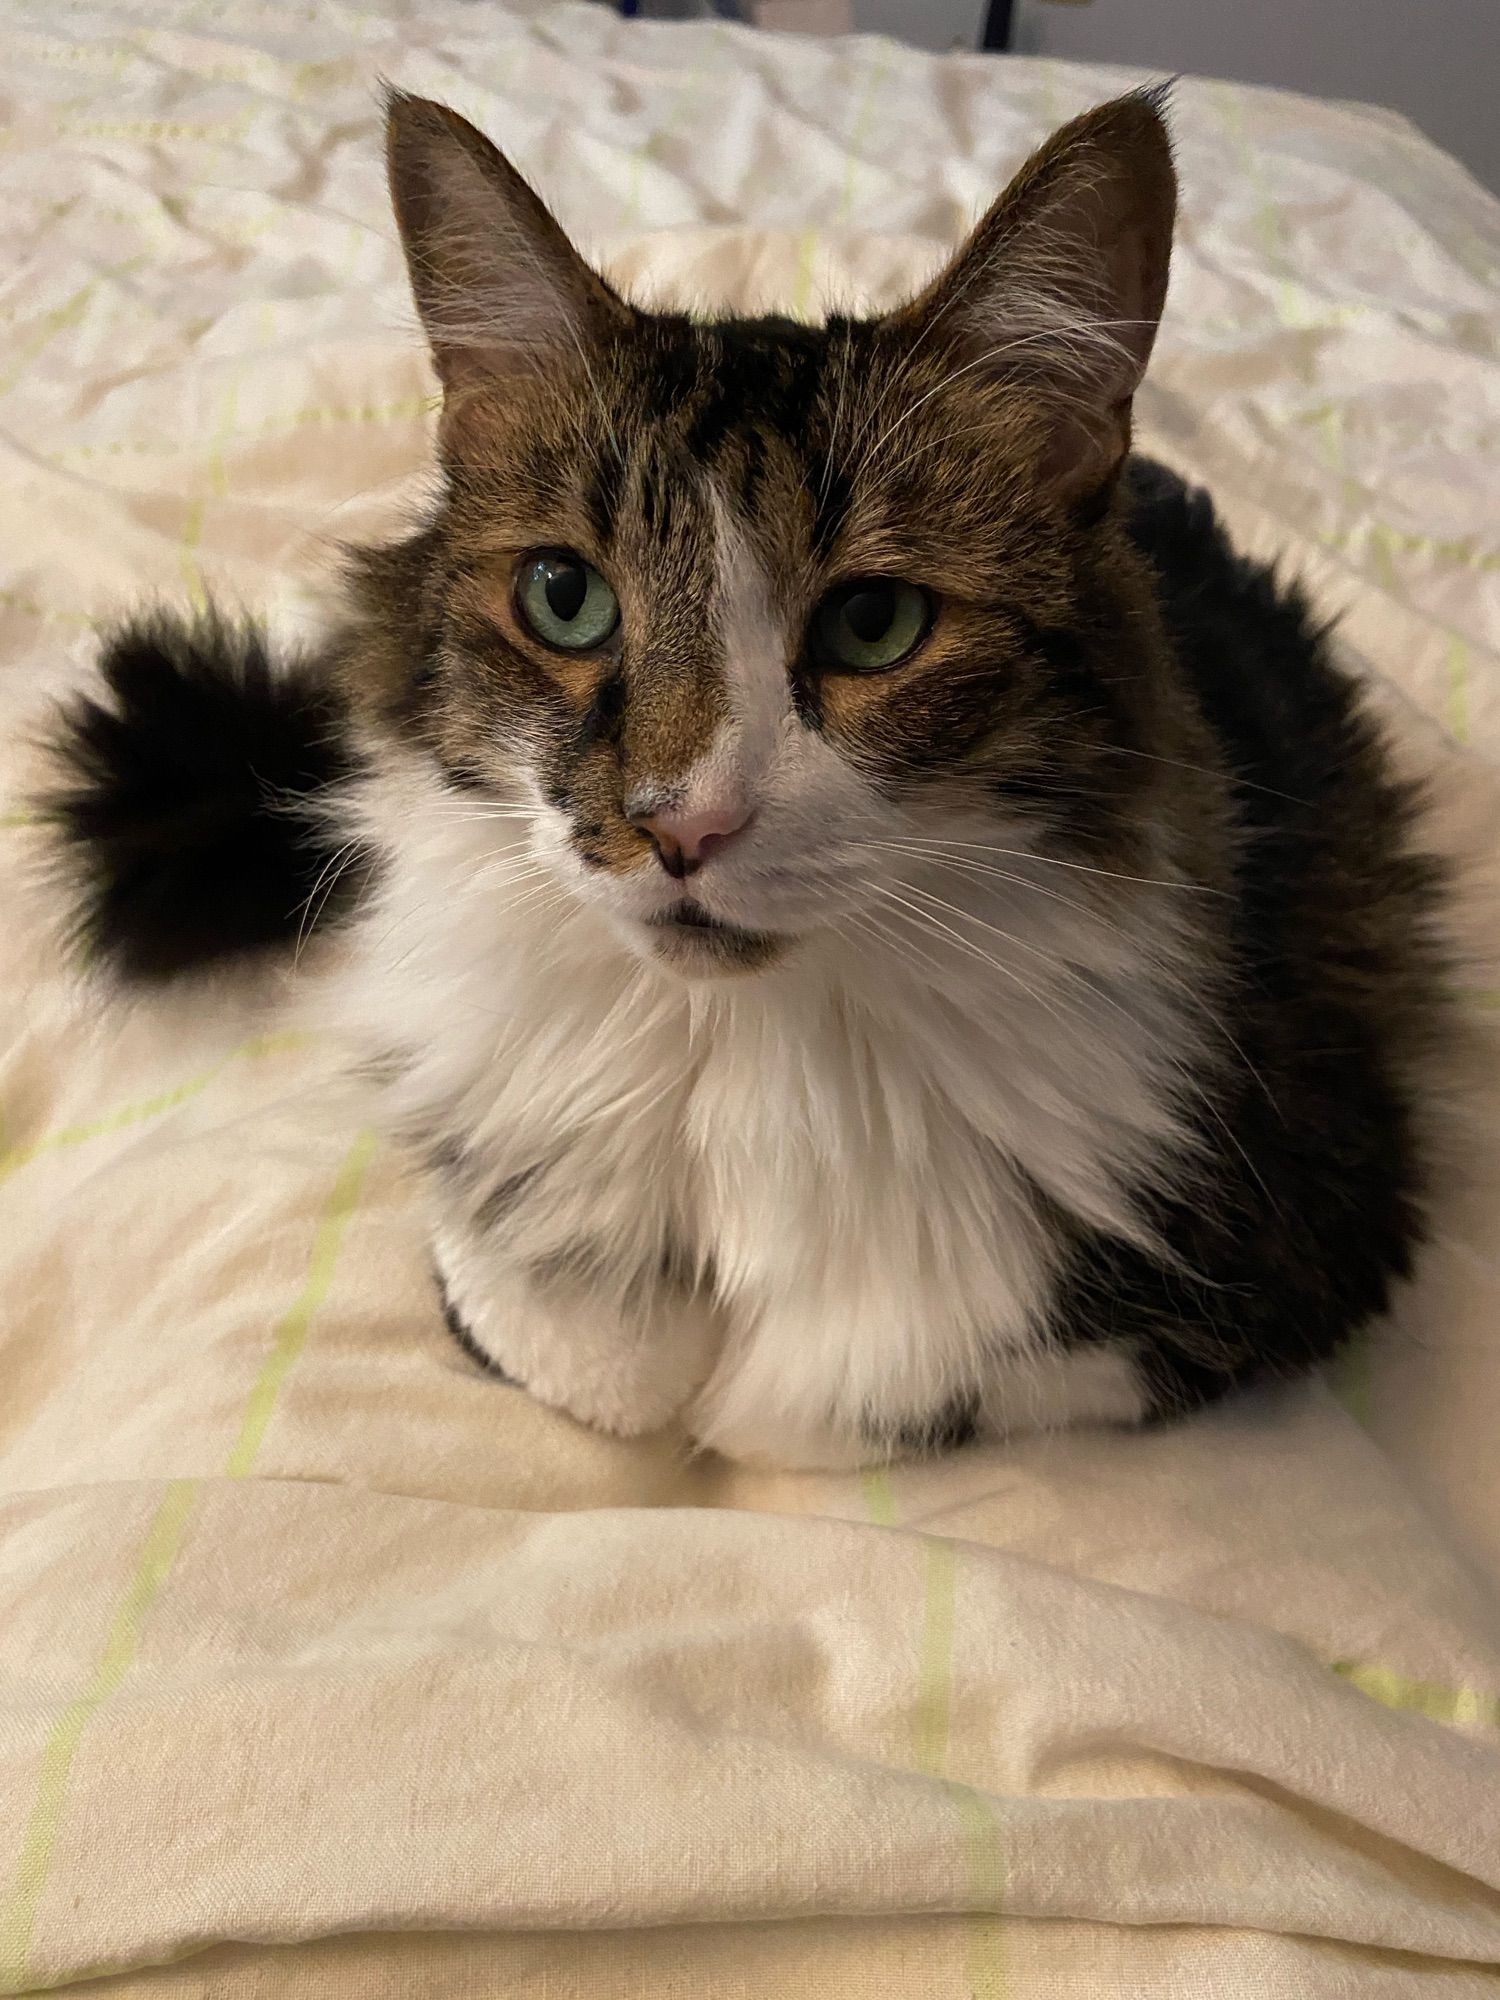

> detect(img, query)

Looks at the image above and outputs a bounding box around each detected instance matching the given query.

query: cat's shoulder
[1122,454,1382,803]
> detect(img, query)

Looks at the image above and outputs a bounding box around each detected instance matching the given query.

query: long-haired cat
[43,88,1443,1469]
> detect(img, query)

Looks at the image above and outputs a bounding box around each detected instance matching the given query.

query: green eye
[516,550,620,652]
[812,578,932,673]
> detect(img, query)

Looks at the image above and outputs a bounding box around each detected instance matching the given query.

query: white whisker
[884,834,1220,895]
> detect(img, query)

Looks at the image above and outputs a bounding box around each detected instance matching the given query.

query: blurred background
[620,0,1500,192]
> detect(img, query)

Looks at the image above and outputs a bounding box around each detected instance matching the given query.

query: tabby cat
[46,88,1443,1468]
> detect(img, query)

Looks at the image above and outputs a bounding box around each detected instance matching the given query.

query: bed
[3,2,1500,1993]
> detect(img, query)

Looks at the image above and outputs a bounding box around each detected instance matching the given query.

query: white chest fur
[326,769,1185,1462]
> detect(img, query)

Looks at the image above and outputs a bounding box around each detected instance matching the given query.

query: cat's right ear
[384,89,629,391]
[887,89,1176,507]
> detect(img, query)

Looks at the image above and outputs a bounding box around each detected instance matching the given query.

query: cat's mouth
[646,901,782,974]
[654,901,730,933]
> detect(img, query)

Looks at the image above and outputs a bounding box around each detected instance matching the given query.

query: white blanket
[2,4,1500,1994]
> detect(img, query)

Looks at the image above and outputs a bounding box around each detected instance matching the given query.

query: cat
[43,86,1444,1470]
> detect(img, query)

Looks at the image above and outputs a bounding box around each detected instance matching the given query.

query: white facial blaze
[664,485,790,828]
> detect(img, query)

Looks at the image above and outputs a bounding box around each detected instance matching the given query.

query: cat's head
[370,87,1178,976]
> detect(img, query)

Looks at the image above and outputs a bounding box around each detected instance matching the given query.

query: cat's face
[380,90,1176,975]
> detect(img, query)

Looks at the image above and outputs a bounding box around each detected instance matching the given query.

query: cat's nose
[629,801,754,879]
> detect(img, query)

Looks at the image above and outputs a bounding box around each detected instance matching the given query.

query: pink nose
[630,802,753,880]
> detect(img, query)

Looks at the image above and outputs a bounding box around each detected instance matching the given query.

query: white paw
[683,1366,882,1471]
[683,1315,979,1472]
[688,1410,880,1472]
[435,1230,718,1437]
[688,1339,1148,1468]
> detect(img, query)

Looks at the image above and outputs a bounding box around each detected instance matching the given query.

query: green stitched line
[620,44,711,231]
[207,373,239,499]
[913,1538,957,1774]
[835,40,892,228]
[1299,399,1365,511]
[52,394,437,463]
[0,593,97,630]
[873,1465,1009,2000]
[1329,1335,1374,1429]
[913,1538,1009,1997]
[790,226,819,324]
[0,1480,200,1993]
[55,115,247,142]
[951,1788,1007,2000]
[0,254,146,396]
[1446,636,1471,744]
[177,495,208,616]
[1333,1659,1500,1731]
[1216,88,1281,262]
[0,1031,307,1186]
[1317,520,1500,574]
[223,1128,378,1477]
[0,1130,376,1989]
[0,284,96,399]
[1367,520,1402,593]
[861,1468,899,1527]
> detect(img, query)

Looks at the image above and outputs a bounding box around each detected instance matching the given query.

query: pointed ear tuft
[384,88,629,392]
[894,87,1177,505]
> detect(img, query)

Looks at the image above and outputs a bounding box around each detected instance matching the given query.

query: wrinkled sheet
[2,3,1500,1995]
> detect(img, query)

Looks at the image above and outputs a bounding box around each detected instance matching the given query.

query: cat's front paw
[683,1398,979,1472]
[686,1339,981,1472]
[683,1378,886,1472]
[433,1233,717,1437]
[437,1269,520,1384]
[687,1410,878,1472]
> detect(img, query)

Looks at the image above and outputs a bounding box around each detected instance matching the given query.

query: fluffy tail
[41,609,363,981]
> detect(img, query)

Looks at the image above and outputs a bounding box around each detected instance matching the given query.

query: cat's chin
[636,907,786,978]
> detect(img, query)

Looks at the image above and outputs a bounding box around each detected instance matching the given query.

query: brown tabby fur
[349,90,1227,929]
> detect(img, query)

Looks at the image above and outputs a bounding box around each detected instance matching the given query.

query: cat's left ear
[385,89,630,392]
[892,88,1176,506]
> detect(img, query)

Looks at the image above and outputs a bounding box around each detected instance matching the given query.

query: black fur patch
[1047,460,1443,1416]
[880,1396,980,1457]
[41,610,365,980]
[433,752,490,794]
[587,442,628,550]
[575,670,627,754]
[476,1164,543,1232]
[808,454,853,563]
[435,1267,518,1383]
